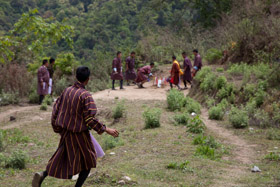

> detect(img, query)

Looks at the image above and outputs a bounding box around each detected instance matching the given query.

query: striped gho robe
[46,82,106,179]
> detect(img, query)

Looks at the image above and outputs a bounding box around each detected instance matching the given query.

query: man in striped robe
[32,66,119,187]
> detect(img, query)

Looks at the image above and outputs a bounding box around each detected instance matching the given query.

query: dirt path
[92,81,171,101]
[0,105,37,123]
[200,108,256,186]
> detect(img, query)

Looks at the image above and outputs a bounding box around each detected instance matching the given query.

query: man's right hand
[106,127,119,137]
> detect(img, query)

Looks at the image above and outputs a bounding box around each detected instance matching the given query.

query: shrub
[173,112,190,126]
[193,135,220,149]
[214,76,227,90]
[264,152,280,161]
[195,67,212,83]
[200,73,216,92]
[209,105,224,120]
[0,92,19,106]
[219,99,229,110]
[195,145,218,160]
[229,106,248,128]
[185,97,201,114]
[167,89,186,111]
[187,116,205,134]
[252,109,270,128]
[227,63,249,76]
[5,150,28,169]
[267,129,280,140]
[112,100,125,119]
[206,98,215,108]
[28,90,38,104]
[53,76,69,96]
[43,95,53,106]
[254,89,266,107]
[40,103,48,111]
[166,162,177,169]
[205,48,223,64]
[102,136,124,151]
[216,67,224,72]
[217,83,234,100]
[143,107,162,129]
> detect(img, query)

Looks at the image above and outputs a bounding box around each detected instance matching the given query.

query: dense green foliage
[143,107,162,129]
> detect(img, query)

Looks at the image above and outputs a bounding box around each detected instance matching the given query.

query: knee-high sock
[183,80,187,88]
[112,80,115,89]
[75,169,91,187]
[120,80,124,89]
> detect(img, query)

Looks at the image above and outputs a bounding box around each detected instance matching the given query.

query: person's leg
[75,169,91,187]
[183,80,187,88]
[126,80,130,86]
[112,80,115,90]
[120,80,124,89]
[176,84,181,90]
[169,82,173,89]
[32,170,48,187]
[39,95,44,105]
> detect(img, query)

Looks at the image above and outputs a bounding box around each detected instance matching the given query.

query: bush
[102,136,124,151]
[195,145,218,160]
[53,76,69,96]
[216,67,224,72]
[205,48,223,64]
[267,129,280,140]
[167,89,186,111]
[200,73,216,92]
[187,116,205,134]
[0,92,19,106]
[173,112,190,126]
[143,107,162,129]
[43,95,53,106]
[217,83,234,100]
[193,135,221,149]
[254,90,266,107]
[209,105,224,120]
[195,67,212,83]
[28,90,38,104]
[264,152,280,161]
[229,106,248,128]
[112,100,125,119]
[252,109,270,128]
[5,150,28,169]
[185,97,201,114]
[40,103,48,111]
[206,98,215,108]
[214,76,227,90]
[227,63,249,76]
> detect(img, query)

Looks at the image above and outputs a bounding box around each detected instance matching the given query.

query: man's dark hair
[49,58,55,64]
[117,51,122,55]
[150,62,155,66]
[131,51,136,55]
[182,52,186,55]
[172,55,176,60]
[42,59,48,65]
[193,49,198,53]
[76,66,91,83]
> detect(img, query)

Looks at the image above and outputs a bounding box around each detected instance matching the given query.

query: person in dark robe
[32,66,119,187]
[47,58,55,95]
[37,59,50,105]
[192,49,203,77]
[135,62,155,88]
[169,56,181,90]
[111,51,124,90]
[182,52,192,89]
[125,51,137,86]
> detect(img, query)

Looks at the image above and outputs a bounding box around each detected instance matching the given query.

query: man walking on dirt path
[169,56,182,90]
[37,59,50,105]
[135,62,155,88]
[32,66,119,187]
[125,51,137,86]
[111,51,124,90]
[182,52,192,89]
[47,58,55,95]
[192,49,203,77]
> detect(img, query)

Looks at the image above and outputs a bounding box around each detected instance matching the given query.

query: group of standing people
[111,51,155,90]
[169,49,202,90]
[37,58,55,104]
